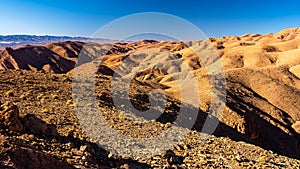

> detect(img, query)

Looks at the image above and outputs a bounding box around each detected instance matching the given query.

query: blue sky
[1,0,300,38]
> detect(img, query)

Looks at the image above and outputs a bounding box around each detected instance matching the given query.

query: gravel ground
[0,69,299,168]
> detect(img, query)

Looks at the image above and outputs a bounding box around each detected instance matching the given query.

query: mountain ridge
[0,35,115,51]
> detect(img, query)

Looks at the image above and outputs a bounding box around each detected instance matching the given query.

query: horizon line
[0,27,299,40]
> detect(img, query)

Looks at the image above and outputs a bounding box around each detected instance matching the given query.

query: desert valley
[0,28,300,168]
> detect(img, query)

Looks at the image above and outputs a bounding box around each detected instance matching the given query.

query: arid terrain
[0,28,300,168]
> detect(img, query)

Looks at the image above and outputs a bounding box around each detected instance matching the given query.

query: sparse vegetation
[5,89,14,96]
[37,94,44,100]
[263,46,279,52]
[118,111,125,120]
[66,99,72,105]
[19,94,27,100]
[41,108,50,113]
[51,94,58,99]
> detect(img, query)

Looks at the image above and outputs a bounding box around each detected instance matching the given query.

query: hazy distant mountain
[0,35,114,50]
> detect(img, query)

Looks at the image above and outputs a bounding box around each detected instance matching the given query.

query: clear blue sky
[1,0,300,38]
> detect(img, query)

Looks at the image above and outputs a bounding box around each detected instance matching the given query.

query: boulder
[0,102,23,132]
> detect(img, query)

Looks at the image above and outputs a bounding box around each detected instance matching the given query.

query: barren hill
[0,43,80,73]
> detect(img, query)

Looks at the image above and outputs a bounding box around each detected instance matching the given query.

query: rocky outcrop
[22,114,59,138]
[0,137,74,169]
[0,102,23,132]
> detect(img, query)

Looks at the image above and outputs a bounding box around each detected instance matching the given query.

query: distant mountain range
[0,35,114,51]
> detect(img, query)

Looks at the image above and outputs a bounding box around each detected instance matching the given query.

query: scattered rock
[0,102,23,132]
[292,121,300,134]
[22,114,58,138]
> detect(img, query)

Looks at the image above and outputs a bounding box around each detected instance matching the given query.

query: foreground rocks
[0,69,299,168]
[0,99,299,168]
[0,102,23,132]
